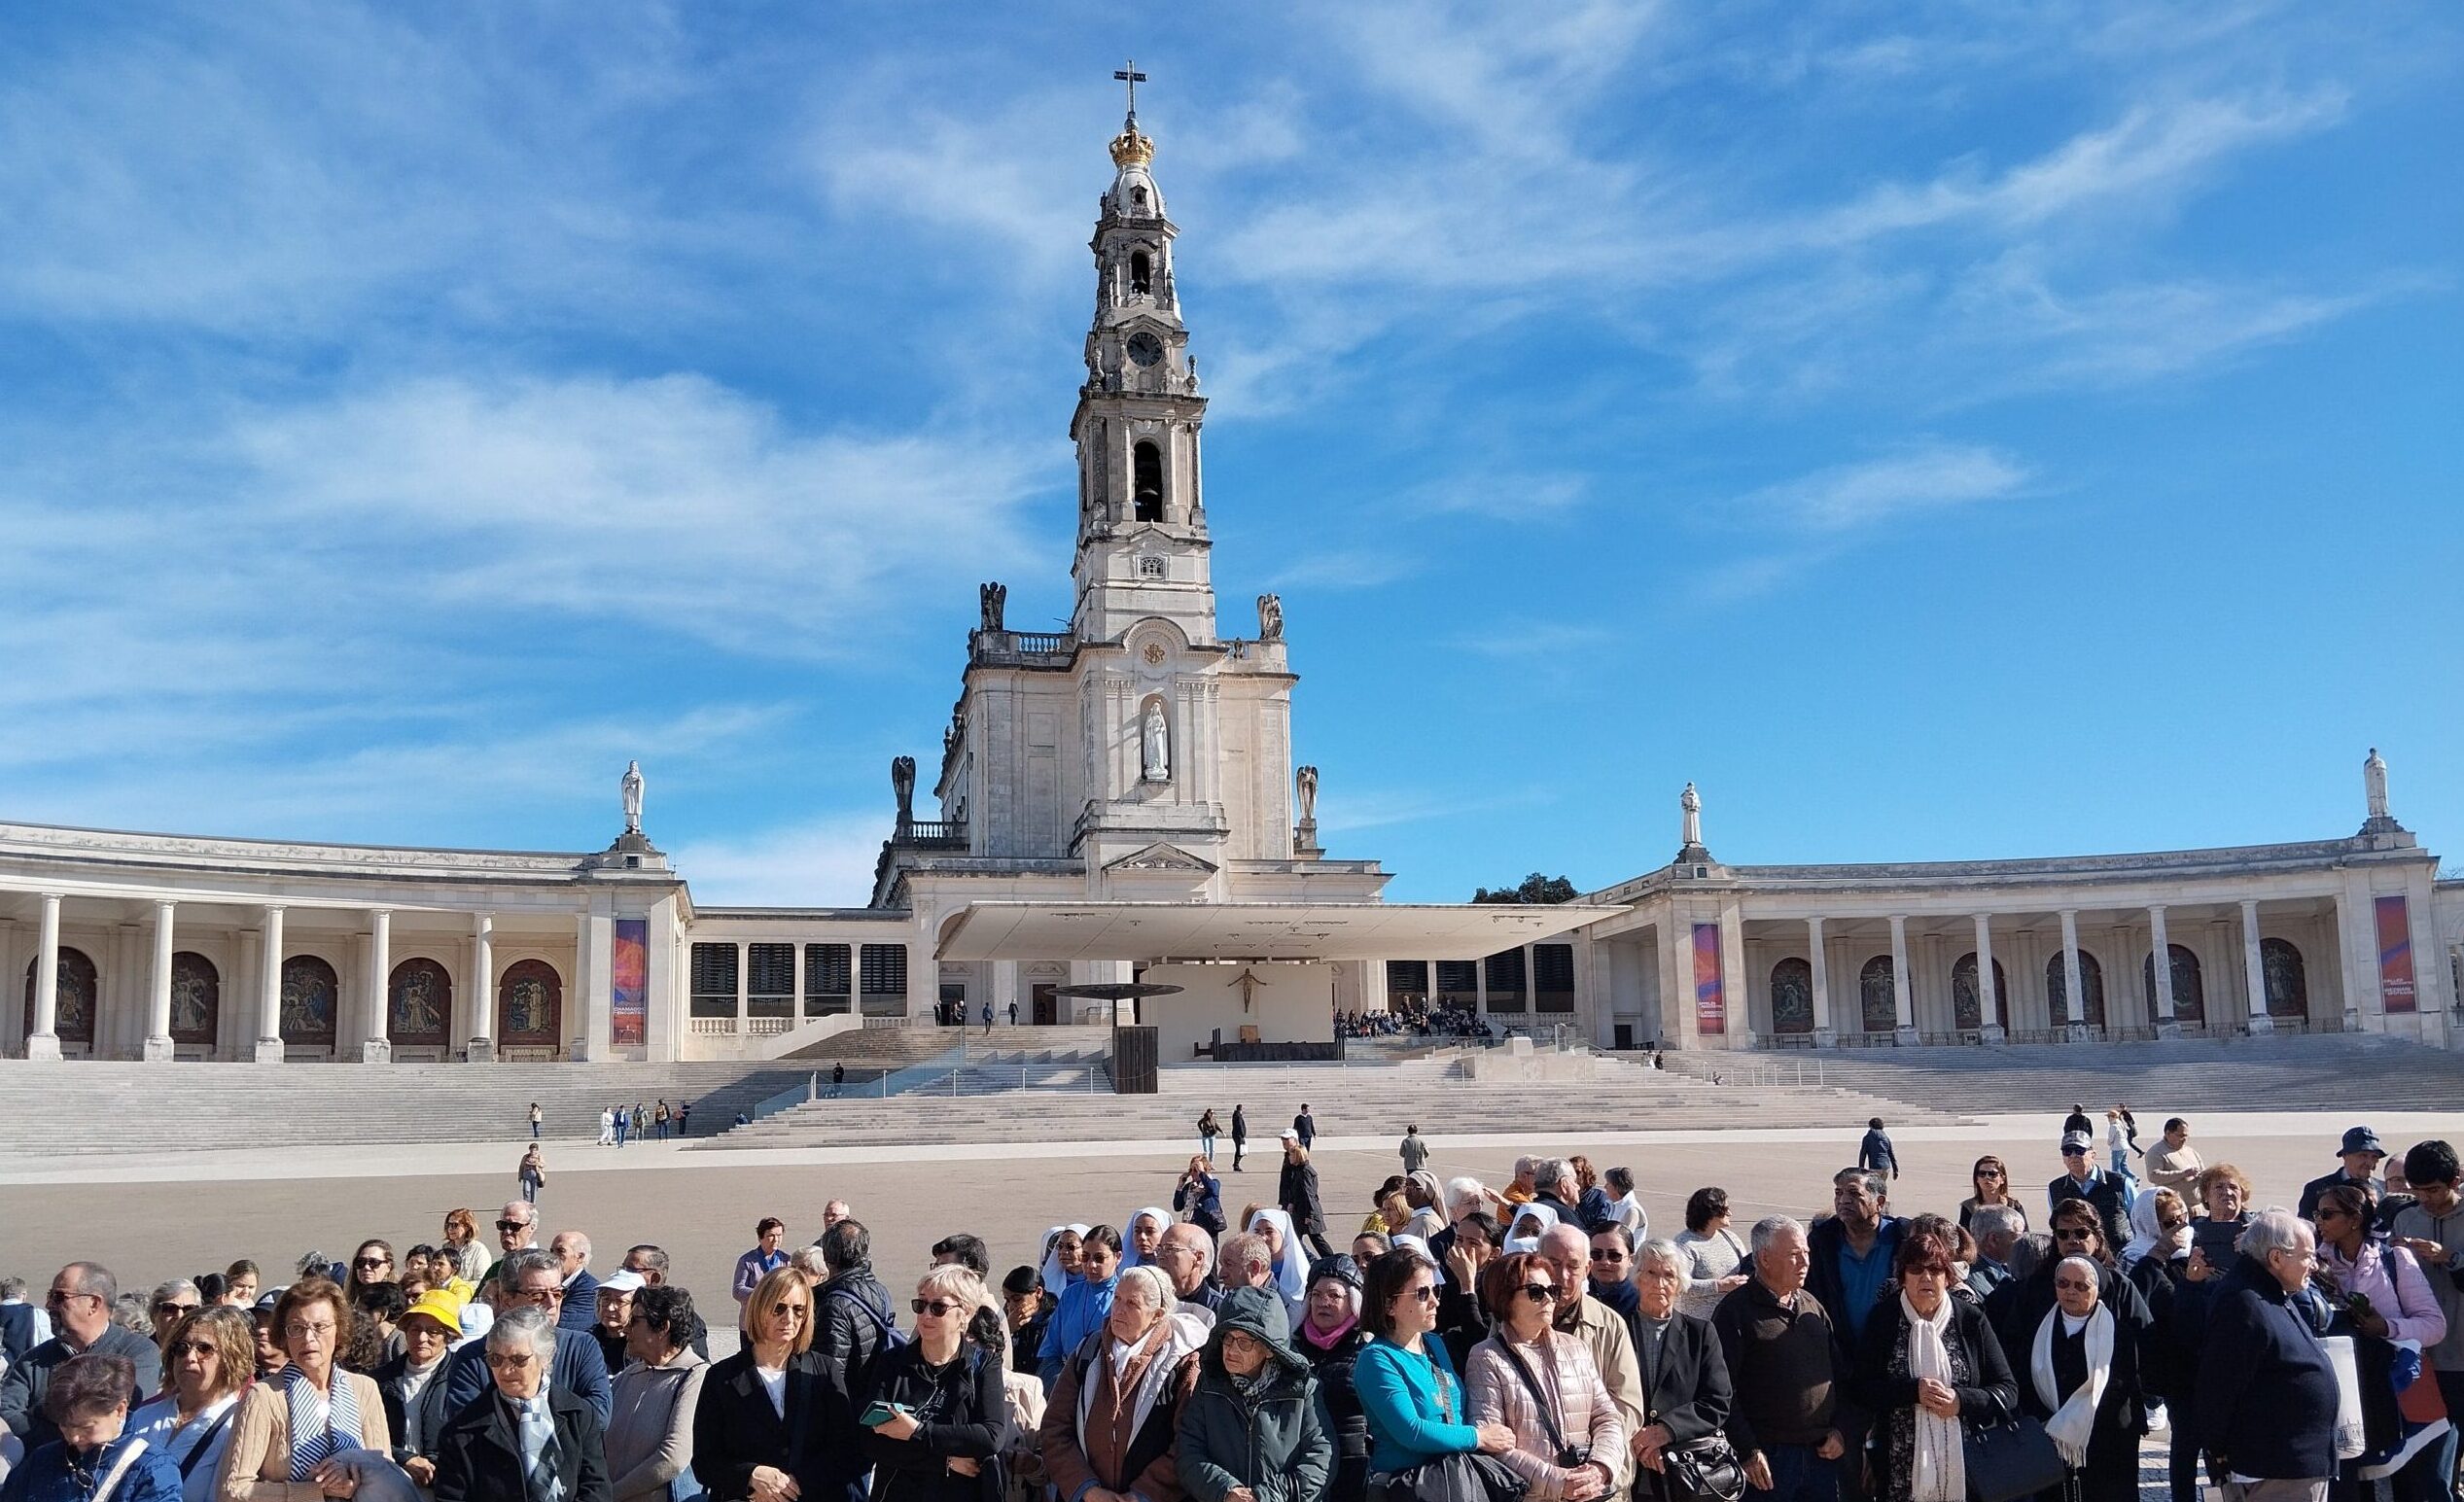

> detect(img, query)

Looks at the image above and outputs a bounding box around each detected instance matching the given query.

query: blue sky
[2,1,2457,904]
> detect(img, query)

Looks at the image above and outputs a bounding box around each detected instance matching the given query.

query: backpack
[832,1284,909,1353]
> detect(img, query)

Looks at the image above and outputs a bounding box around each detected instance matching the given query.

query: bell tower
[1069,75,1216,646]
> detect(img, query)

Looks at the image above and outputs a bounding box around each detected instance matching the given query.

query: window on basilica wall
[689,942,737,1018]
[1129,250,1151,295]
[2045,950,2108,1028]
[860,944,907,1016]
[748,943,794,1018]
[1434,961,1479,1006]
[1533,944,1575,1012]
[1132,441,1163,521]
[2142,945,2205,1024]
[1770,958,1813,1034]
[805,943,853,1016]
[2262,938,2307,1018]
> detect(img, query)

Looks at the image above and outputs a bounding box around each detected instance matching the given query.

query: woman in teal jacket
[1350,1251,1516,1476]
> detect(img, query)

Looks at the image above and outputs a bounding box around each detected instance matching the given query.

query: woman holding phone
[862,1267,1008,1502]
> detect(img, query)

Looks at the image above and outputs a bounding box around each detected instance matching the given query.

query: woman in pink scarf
[1294,1255,1372,1502]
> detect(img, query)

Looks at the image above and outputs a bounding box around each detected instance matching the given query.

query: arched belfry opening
[1132,440,1164,521]
[1129,251,1152,296]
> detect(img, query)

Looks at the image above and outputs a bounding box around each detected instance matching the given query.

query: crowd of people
[2,1113,2455,1502]
[1334,1004,1497,1042]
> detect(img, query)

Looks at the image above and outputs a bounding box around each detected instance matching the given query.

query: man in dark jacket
[0,1263,162,1453]
[1855,1119,1898,1180]
[1714,1217,1850,1502]
[1176,1286,1332,1502]
[0,1277,48,1366]
[1292,1103,1316,1149]
[2048,1133,2131,1254]
[1230,1103,1248,1171]
[2296,1126,2387,1221]
[433,1307,615,1502]
[814,1218,899,1502]
[1806,1170,1902,1347]
[2197,1211,2339,1499]
[442,1249,613,1421]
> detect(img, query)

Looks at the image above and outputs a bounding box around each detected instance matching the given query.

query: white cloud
[1743,443,2029,534]
[1408,472,1588,520]
[668,814,890,907]
[1268,550,1419,591]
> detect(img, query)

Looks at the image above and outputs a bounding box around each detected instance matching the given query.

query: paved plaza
[7,1107,2457,1313]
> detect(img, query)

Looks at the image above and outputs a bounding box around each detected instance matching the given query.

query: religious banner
[1692,922,1726,1035]
[612,919,649,1046]
[2376,895,2418,1013]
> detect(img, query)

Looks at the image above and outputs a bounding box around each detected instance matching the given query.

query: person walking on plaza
[1231,1103,1248,1172]
[516,1144,546,1205]
[1008,999,1019,1026]
[613,1102,629,1148]
[596,1106,616,1147]
[1282,1132,1337,1262]
[1399,1124,1428,1176]
[981,1001,994,1035]
[1294,1103,1317,1150]
[528,1102,542,1140]
[1198,1107,1220,1164]
[1856,1119,1898,1181]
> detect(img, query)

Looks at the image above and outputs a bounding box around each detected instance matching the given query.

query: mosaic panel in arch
[19,948,98,1044]
[2045,949,2107,1029]
[2262,938,2307,1018]
[1951,953,2008,1032]
[2141,945,2204,1024]
[1769,958,1813,1034]
[169,952,219,1044]
[1858,955,1897,1032]
[498,959,563,1044]
[389,959,452,1046]
[281,956,339,1044]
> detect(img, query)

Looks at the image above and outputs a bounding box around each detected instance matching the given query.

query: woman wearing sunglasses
[126,1307,255,1502]
[1465,1251,1623,1501]
[862,1267,1009,1502]
[692,1267,821,1502]
[1354,1250,1516,1484]
[1956,1157,2024,1236]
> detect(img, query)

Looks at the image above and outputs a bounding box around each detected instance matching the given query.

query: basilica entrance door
[1033,983,1057,1026]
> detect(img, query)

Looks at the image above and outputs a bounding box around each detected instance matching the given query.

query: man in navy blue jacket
[442,1248,612,1422]
[2197,1210,2337,1502]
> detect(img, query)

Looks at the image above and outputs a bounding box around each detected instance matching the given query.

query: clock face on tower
[1125,332,1165,367]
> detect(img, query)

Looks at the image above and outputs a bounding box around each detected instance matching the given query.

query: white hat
[596,1269,647,1296]
[1279,1128,1300,1141]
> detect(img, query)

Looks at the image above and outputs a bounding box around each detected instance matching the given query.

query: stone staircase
[1677,1033,2464,1118]
[702,1050,1967,1150]
[0,1060,808,1158]
[779,1024,1113,1063]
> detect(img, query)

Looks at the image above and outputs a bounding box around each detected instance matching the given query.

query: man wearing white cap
[589,1269,644,1376]
[2047,1131,2130,1252]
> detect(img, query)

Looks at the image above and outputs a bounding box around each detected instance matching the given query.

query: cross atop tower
[1113,59,1147,122]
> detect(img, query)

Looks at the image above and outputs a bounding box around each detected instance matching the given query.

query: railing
[969,630,1077,667]
[894,821,967,848]
[688,1017,737,1036]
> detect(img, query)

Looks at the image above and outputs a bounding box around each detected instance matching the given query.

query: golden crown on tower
[1109,121,1154,169]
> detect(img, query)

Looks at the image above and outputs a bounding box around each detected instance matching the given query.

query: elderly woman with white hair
[431,1307,611,1502]
[1623,1240,1734,1502]
[1037,1264,1206,1502]
[2017,1253,2147,1502]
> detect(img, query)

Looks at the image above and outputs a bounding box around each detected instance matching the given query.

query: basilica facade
[3,113,2457,1066]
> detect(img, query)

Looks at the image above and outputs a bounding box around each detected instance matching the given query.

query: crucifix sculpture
[1230,966,1264,1013]
[1114,60,1147,119]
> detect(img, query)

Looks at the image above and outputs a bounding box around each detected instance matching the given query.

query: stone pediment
[1104,842,1219,875]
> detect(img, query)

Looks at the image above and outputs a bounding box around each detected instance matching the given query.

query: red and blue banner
[612,918,649,1045]
[1692,922,1726,1035]
[2376,895,2417,1014]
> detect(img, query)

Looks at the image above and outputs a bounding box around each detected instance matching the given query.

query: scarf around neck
[1898,1292,1965,1502]
[280,1366,364,1481]
[2030,1301,2113,1469]
[1299,1311,1357,1351]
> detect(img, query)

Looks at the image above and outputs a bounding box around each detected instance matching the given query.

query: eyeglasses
[354,1257,390,1270]
[285,1320,338,1340]
[770,1302,810,1319]
[45,1291,98,1308]
[1517,1283,1556,1303]
[153,1303,199,1319]
[1977,1170,2006,1180]
[483,1351,537,1369]
[2053,1278,2095,1292]
[1401,1285,1439,1304]
[168,1341,220,1358]
[496,1220,529,1233]
[2053,1227,2095,1241]
[912,1299,963,1316]
[1590,1249,1627,1263]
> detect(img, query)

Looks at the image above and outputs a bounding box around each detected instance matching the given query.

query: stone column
[1807,917,1834,1046]
[735,941,750,1031]
[1974,914,2004,1044]
[143,901,177,1062]
[1888,916,1917,1045]
[2149,905,2179,1039]
[254,905,286,1064]
[27,893,64,1061]
[469,912,496,1062]
[363,910,393,1063]
[2240,899,2272,1034]
[2059,910,2088,1040]
[573,908,613,1061]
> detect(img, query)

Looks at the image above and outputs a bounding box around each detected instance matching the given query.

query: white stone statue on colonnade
[621,760,645,835]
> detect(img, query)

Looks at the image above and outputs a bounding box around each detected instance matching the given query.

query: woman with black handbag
[1623,1240,1735,1502]
[1352,1251,1522,1501]
[1852,1229,2016,1502]
[1463,1252,1624,1500]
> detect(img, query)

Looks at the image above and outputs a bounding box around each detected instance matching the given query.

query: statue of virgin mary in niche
[1140,701,1170,783]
